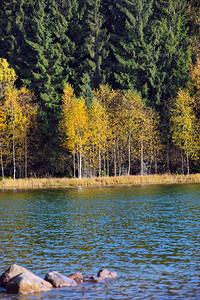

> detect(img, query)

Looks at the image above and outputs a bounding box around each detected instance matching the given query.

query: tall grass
[1,174,200,190]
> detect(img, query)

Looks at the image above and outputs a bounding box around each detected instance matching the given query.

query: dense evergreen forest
[0,0,200,178]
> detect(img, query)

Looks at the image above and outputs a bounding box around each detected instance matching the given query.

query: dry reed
[0,174,200,190]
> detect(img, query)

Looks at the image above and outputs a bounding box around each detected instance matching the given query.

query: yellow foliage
[88,99,109,147]
[61,95,89,153]
[62,83,75,112]
[188,62,200,114]
[171,89,199,160]
[0,58,17,98]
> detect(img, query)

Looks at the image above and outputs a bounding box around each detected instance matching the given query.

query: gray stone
[97,269,117,279]
[6,271,52,294]
[45,271,77,287]
[0,264,32,288]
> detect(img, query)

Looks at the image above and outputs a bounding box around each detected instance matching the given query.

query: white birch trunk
[99,143,101,177]
[107,150,109,177]
[141,137,144,176]
[114,145,117,177]
[186,147,190,175]
[73,152,76,178]
[128,133,131,176]
[79,150,82,178]
[0,142,4,180]
[25,125,27,178]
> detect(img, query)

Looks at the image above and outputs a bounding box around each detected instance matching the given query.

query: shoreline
[0,174,200,190]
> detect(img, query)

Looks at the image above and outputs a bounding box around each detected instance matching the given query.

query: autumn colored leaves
[0,59,37,179]
[1,58,200,179]
[59,84,161,178]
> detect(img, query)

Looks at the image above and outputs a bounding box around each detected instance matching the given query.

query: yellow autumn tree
[123,90,143,175]
[188,62,200,117]
[17,87,38,177]
[88,98,109,176]
[0,59,19,179]
[95,85,125,176]
[4,88,23,180]
[60,85,89,178]
[0,59,38,178]
[60,84,76,177]
[0,103,8,179]
[0,58,17,98]
[170,89,199,175]
[123,90,162,175]
[138,107,162,175]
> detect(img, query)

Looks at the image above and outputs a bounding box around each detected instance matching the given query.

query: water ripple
[0,184,200,299]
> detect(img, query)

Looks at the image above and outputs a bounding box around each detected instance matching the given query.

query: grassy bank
[0,174,200,190]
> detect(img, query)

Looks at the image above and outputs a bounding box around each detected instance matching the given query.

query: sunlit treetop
[0,58,17,93]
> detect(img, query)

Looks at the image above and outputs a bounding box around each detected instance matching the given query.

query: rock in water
[6,271,52,294]
[68,272,83,283]
[83,276,104,283]
[97,269,117,279]
[0,264,32,288]
[45,271,77,287]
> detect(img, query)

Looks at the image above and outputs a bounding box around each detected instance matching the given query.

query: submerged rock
[97,269,117,279]
[0,264,31,288]
[68,272,83,283]
[6,271,52,294]
[45,271,77,287]
[83,276,104,283]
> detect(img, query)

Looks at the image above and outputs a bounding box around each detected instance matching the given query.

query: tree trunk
[114,145,117,177]
[103,152,106,175]
[99,143,101,177]
[128,133,131,175]
[77,148,79,178]
[117,138,121,176]
[79,150,82,178]
[141,137,144,176]
[0,143,4,180]
[12,127,16,180]
[155,157,157,175]
[186,147,190,175]
[25,125,28,178]
[73,152,76,178]
[107,150,109,177]
[167,140,170,174]
[11,107,16,180]
[92,144,95,176]
[181,149,184,174]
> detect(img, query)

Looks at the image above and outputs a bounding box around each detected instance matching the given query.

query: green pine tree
[25,0,74,126]
[153,0,191,104]
[84,0,109,89]
[112,0,154,97]
[0,0,34,85]
[23,0,75,174]
[59,0,90,92]
[186,0,200,62]
[101,0,127,89]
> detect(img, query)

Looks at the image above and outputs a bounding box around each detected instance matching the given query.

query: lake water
[0,184,200,299]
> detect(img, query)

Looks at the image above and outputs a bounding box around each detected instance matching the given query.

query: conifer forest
[0,0,200,178]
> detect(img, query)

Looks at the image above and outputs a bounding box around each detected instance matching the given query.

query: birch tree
[4,88,23,179]
[170,89,199,174]
[88,98,109,176]
[60,85,89,178]
[17,87,38,177]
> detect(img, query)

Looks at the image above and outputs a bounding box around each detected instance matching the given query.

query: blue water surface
[0,184,200,299]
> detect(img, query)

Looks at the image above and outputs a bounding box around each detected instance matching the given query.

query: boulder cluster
[0,264,117,295]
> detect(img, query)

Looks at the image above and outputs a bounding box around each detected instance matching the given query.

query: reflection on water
[0,184,200,299]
